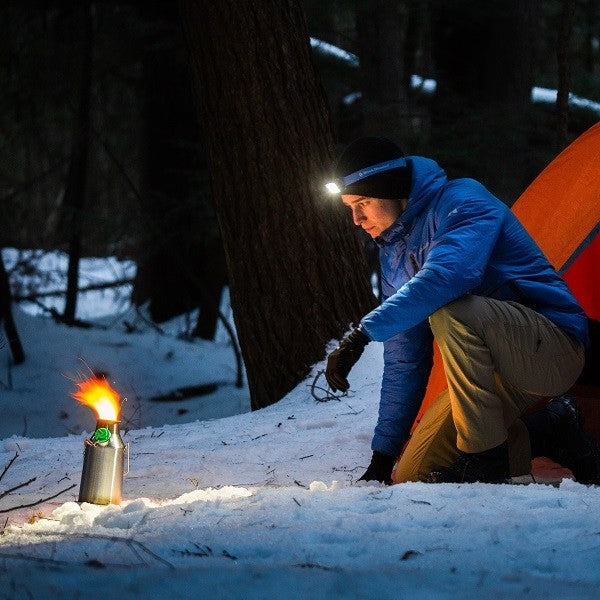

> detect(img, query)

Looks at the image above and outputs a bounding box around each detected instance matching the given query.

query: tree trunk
[556,0,576,153]
[192,232,228,340]
[131,6,224,325]
[63,3,94,323]
[583,0,598,74]
[0,252,25,365]
[356,1,410,143]
[179,0,376,410]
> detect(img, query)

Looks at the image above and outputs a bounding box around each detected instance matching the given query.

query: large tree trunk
[131,7,225,326]
[179,0,376,410]
[62,3,94,323]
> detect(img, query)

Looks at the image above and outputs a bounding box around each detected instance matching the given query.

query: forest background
[1,0,599,414]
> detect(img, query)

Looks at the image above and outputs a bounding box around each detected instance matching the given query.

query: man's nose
[352,206,364,225]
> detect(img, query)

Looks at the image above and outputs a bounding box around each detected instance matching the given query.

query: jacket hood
[379,156,448,243]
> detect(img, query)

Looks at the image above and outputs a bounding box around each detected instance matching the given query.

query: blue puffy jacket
[359,157,589,457]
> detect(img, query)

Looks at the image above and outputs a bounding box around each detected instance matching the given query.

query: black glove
[358,451,395,485]
[325,326,370,392]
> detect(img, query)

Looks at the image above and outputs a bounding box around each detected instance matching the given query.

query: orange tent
[562,232,600,321]
[414,121,600,437]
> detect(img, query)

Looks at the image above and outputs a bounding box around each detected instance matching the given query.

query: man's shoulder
[444,176,498,198]
[436,178,507,213]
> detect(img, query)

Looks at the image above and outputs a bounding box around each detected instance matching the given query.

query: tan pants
[393,295,585,483]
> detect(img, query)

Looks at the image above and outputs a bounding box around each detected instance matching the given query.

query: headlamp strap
[341,157,408,188]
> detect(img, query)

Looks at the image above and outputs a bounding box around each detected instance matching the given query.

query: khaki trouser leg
[393,295,585,483]
[393,390,534,483]
[428,296,584,454]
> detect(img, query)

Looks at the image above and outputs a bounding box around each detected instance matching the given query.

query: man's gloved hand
[358,451,395,485]
[325,326,370,392]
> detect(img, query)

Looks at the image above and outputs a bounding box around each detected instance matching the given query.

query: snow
[532,86,600,116]
[310,37,359,67]
[311,37,600,117]
[0,249,249,439]
[1,255,600,598]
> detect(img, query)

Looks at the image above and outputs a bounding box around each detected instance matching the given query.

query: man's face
[341,195,404,239]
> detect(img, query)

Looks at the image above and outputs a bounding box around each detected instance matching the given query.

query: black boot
[358,451,395,485]
[427,441,510,483]
[522,395,600,485]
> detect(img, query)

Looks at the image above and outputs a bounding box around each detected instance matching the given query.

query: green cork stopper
[93,426,111,444]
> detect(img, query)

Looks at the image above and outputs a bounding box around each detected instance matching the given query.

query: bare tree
[556,0,577,152]
[0,253,24,365]
[356,0,410,142]
[179,0,376,410]
[62,3,94,323]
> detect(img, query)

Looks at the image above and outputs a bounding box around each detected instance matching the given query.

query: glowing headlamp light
[325,157,408,195]
[325,181,342,194]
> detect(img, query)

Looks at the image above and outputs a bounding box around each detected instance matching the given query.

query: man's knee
[429,295,482,338]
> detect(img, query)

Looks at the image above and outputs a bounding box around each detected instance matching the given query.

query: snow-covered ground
[1,252,600,598]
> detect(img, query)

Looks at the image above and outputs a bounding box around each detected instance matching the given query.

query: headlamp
[325,181,342,194]
[324,157,408,194]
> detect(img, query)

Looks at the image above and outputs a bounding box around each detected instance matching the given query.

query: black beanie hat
[335,136,412,200]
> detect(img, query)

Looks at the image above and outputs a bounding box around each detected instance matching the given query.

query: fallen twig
[0,552,79,567]
[3,530,175,569]
[217,311,244,388]
[309,370,346,403]
[0,453,18,483]
[12,278,134,302]
[0,483,76,514]
[341,404,364,416]
[84,533,175,569]
[294,561,338,571]
[133,306,165,334]
[0,477,37,500]
[149,382,220,402]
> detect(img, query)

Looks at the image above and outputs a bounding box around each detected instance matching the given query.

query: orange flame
[73,376,121,421]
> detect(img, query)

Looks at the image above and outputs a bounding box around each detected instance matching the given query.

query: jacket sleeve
[361,187,506,342]
[371,320,433,456]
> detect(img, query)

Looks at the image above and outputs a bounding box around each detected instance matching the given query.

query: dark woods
[1,0,598,407]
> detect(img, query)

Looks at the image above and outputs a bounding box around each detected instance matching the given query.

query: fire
[73,376,120,421]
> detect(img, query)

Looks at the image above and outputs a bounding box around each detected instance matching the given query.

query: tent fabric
[411,121,600,434]
[512,121,600,274]
[563,232,600,321]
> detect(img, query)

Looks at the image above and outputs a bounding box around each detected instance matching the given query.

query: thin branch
[0,477,37,500]
[14,531,175,569]
[131,306,165,335]
[125,538,175,569]
[149,382,221,402]
[0,452,18,483]
[217,311,244,388]
[0,483,76,514]
[309,370,345,402]
[0,552,77,567]
[89,121,144,203]
[12,277,134,302]
[0,161,68,204]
